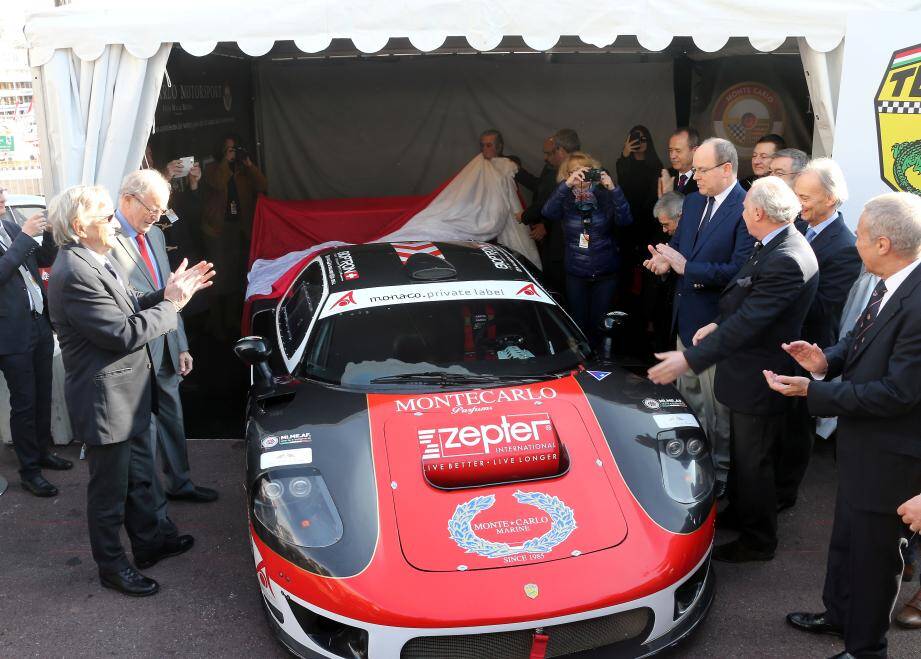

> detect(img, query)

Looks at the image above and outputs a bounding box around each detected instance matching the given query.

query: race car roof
[317,241,534,293]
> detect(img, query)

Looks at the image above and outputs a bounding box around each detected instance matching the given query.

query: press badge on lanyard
[579,232,590,249]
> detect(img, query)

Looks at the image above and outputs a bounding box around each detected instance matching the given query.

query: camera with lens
[583,168,603,183]
[232,145,249,160]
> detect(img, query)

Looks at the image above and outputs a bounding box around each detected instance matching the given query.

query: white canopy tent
[21,0,921,199]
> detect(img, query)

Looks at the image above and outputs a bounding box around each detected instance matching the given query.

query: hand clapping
[164,259,216,310]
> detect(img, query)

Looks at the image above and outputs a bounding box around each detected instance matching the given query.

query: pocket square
[736,276,753,288]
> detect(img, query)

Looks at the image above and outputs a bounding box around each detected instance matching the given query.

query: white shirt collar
[708,179,737,215]
[807,211,840,237]
[761,223,789,247]
[880,257,921,311]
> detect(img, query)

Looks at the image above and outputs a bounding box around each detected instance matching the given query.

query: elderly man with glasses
[111,170,219,517]
[768,148,810,188]
[643,137,755,500]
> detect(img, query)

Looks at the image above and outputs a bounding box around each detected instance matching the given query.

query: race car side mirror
[598,311,629,361]
[234,336,274,386]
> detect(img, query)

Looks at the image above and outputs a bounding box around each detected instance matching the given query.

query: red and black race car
[235,241,715,659]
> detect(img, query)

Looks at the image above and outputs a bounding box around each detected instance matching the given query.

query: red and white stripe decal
[391,242,445,265]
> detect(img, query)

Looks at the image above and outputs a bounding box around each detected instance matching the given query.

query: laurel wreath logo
[447,490,577,559]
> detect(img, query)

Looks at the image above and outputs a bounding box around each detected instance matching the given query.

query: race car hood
[369,377,629,572]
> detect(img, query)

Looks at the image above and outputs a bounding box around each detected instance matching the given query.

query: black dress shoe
[715,481,728,499]
[712,539,774,563]
[166,485,219,503]
[100,566,159,597]
[786,611,844,637]
[716,508,740,531]
[827,653,856,659]
[20,474,58,498]
[134,534,195,570]
[777,498,797,513]
[39,453,73,470]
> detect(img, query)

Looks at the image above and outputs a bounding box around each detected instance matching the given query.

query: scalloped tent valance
[26,0,920,66]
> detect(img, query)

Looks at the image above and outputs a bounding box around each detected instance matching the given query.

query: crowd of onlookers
[2,121,920,657]
[482,125,921,657]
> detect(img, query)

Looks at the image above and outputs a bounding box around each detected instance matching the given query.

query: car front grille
[400,607,652,659]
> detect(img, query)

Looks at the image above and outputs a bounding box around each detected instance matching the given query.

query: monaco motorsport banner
[835,11,921,223]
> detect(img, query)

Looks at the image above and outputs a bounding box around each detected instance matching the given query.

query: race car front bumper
[256,547,714,659]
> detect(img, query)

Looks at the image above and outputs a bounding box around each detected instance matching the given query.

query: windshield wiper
[369,371,500,385]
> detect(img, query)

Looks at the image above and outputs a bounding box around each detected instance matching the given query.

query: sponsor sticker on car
[318,280,554,318]
[260,447,313,470]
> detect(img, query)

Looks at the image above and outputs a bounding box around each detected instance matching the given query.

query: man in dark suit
[517,129,580,301]
[776,158,862,510]
[0,189,71,497]
[766,192,921,657]
[644,137,755,495]
[111,170,218,507]
[650,176,818,562]
[47,185,213,597]
[658,127,700,198]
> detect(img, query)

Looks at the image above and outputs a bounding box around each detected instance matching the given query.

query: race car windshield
[299,298,590,387]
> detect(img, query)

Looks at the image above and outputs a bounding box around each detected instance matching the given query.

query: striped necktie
[805,227,817,243]
[850,279,887,353]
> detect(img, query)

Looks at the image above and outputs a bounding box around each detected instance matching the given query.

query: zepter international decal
[875,43,921,195]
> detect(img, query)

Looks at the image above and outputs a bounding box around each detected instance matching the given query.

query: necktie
[677,173,688,191]
[698,197,715,230]
[134,234,159,286]
[850,279,887,353]
[103,259,124,288]
[0,224,43,314]
[805,227,817,243]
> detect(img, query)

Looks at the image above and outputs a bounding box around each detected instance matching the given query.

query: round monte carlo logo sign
[711,81,785,155]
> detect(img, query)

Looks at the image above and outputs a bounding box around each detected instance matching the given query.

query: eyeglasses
[130,194,167,217]
[692,161,730,176]
[769,169,798,178]
[87,212,115,223]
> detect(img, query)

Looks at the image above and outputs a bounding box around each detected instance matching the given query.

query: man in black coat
[0,190,71,497]
[47,185,213,597]
[767,191,921,658]
[518,129,580,301]
[658,127,700,197]
[776,159,862,509]
[649,176,818,562]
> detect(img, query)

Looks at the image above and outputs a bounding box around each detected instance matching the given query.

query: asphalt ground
[1,438,917,658]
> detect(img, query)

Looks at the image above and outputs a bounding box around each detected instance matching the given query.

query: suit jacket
[0,220,57,355]
[47,244,178,446]
[808,263,921,513]
[109,224,188,373]
[684,225,818,415]
[521,164,564,266]
[795,216,862,348]
[669,183,755,346]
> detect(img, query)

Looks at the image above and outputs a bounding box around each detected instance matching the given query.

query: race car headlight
[253,469,343,548]
[656,429,714,504]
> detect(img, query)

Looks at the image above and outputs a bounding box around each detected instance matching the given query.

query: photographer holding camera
[542,152,633,347]
[201,133,267,338]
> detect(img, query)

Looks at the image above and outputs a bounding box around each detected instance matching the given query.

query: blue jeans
[565,273,617,348]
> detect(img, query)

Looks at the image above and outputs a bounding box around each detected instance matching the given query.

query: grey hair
[47,185,113,246]
[653,191,685,221]
[479,129,504,154]
[862,192,921,257]
[551,128,581,154]
[801,157,849,208]
[701,137,738,174]
[118,168,171,205]
[748,176,802,225]
[772,148,810,173]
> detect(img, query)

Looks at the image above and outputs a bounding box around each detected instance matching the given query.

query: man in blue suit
[644,138,755,494]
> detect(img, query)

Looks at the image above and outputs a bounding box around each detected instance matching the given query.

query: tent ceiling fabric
[25,0,921,65]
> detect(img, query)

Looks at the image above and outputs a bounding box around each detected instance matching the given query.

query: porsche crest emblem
[524,583,539,599]
[875,43,921,195]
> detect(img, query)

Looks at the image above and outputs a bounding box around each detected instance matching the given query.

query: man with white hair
[649,176,818,563]
[46,185,214,596]
[110,170,218,511]
[765,192,921,658]
[775,159,863,513]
